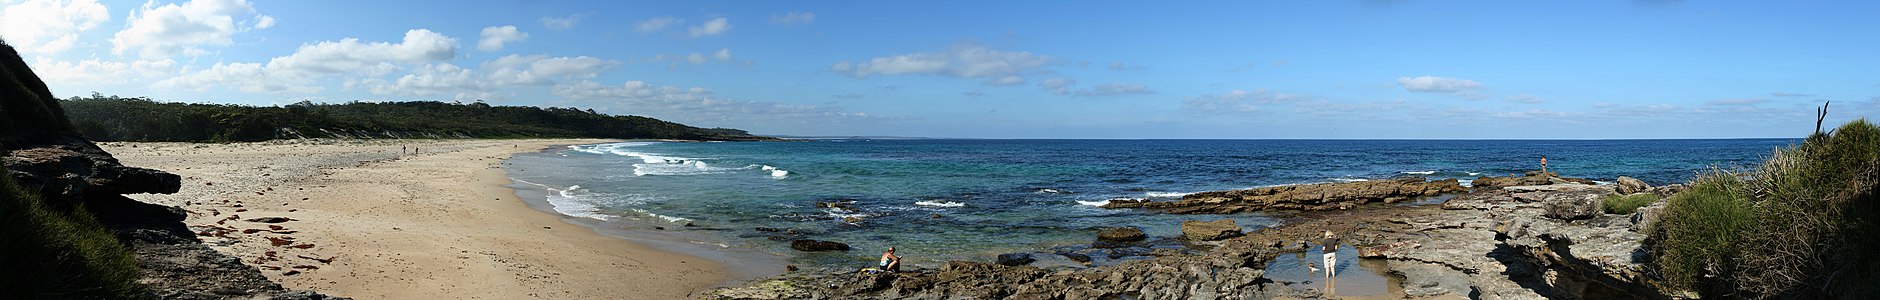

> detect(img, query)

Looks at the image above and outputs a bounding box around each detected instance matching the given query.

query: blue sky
[4,0,1876,138]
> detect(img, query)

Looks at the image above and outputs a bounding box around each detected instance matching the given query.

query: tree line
[60,94,772,142]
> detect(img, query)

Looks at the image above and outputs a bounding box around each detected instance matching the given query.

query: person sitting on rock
[879,247,901,272]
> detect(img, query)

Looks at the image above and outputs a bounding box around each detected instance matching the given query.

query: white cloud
[635,17,680,33]
[651,48,737,66]
[476,25,528,52]
[154,62,318,93]
[1508,94,1545,104]
[771,11,815,25]
[1074,83,1151,97]
[0,0,109,54]
[688,17,731,37]
[1770,92,1813,97]
[834,43,1054,79]
[540,14,582,30]
[1706,98,1766,106]
[30,57,174,84]
[266,29,457,74]
[481,54,619,86]
[112,0,272,58]
[155,28,459,94]
[253,15,274,29]
[1039,78,1076,94]
[1396,76,1482,93]
[552,79,865,124]
[983,75,1026,86]
[1181,89,1314,113]
[712,48,732,61]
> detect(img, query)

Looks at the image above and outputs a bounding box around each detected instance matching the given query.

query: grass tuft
[1649,119,1880,298]
[0,169,147,298]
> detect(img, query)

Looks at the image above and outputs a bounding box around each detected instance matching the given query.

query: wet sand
[106,139,728,299]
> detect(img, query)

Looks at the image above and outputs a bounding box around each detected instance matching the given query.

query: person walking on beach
[1323,230,1340,295]
[879,247,901,272]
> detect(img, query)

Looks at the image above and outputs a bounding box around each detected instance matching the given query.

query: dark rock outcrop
[790,240,851,252]
[714,234,1289,299]
[1102,177,1465,214]
[1093,226,1145,248]
[1472,171,1597,190]
[1,41,340,299]
[994,253,1035,266]
[1179,219,1242,241]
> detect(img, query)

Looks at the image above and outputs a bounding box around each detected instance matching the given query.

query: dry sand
[105,139,727,299]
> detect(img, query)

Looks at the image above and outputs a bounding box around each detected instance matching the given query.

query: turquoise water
[501,139,1795,268]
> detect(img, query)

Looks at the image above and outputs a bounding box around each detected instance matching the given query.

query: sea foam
[914,200,966,207]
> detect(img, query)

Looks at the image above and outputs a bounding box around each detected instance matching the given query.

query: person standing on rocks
[1323,230,1340,295]
[1540,155,1549,174]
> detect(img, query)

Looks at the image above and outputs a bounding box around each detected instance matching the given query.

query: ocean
[501,139,1795,268]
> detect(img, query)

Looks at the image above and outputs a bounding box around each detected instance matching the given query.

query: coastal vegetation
[1651,119,1880,298]
[59,95,770,142]
[0,162,146,298]
[1601,193,1659,214]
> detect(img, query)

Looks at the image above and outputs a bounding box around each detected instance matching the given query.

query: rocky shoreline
[710,173,1683,299]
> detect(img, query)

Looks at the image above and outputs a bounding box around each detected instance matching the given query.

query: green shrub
[0,170,147,298]
[1651,119,1880,298]
[1602,193,1660,214]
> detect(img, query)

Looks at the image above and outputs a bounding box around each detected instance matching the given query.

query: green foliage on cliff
[0,172,146,298]
[0,38,73,146]
[1651,119,1880,298]
[1601,193,1659,215]
[60,95,771,142]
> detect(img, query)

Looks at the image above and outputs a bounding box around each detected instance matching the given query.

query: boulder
[788,240,850,252]
[1630,200,1669,232]
[1180,219,1243,241]
[995,253,1035,266]
[1615,176,1649,195]
[1095,226,1145,243]
[1541,192,1603,220]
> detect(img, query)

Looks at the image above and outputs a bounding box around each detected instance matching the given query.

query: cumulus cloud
[1074,83,1152,97]
[364,63,487,97]
[635,17,680,33]
[481,54,620,86]
[112,0,273,58]
[1508,94,1545,104]
[30,57,174,84]
[688,17,731,37]
[771,11,815,25]
[1396,76,1482,93]
[0,0,109,54]
[651,48,736,66]
[476,25,528,52]
[540,14,582,30]
[983,75,1025,86]
[832,43,1054,80]
[155,28,460,94]
[1039,78,1076,94]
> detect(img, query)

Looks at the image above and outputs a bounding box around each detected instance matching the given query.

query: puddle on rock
[1264,243,1403,298]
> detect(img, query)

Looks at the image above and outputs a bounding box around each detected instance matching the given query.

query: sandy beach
[104,139,727,299]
